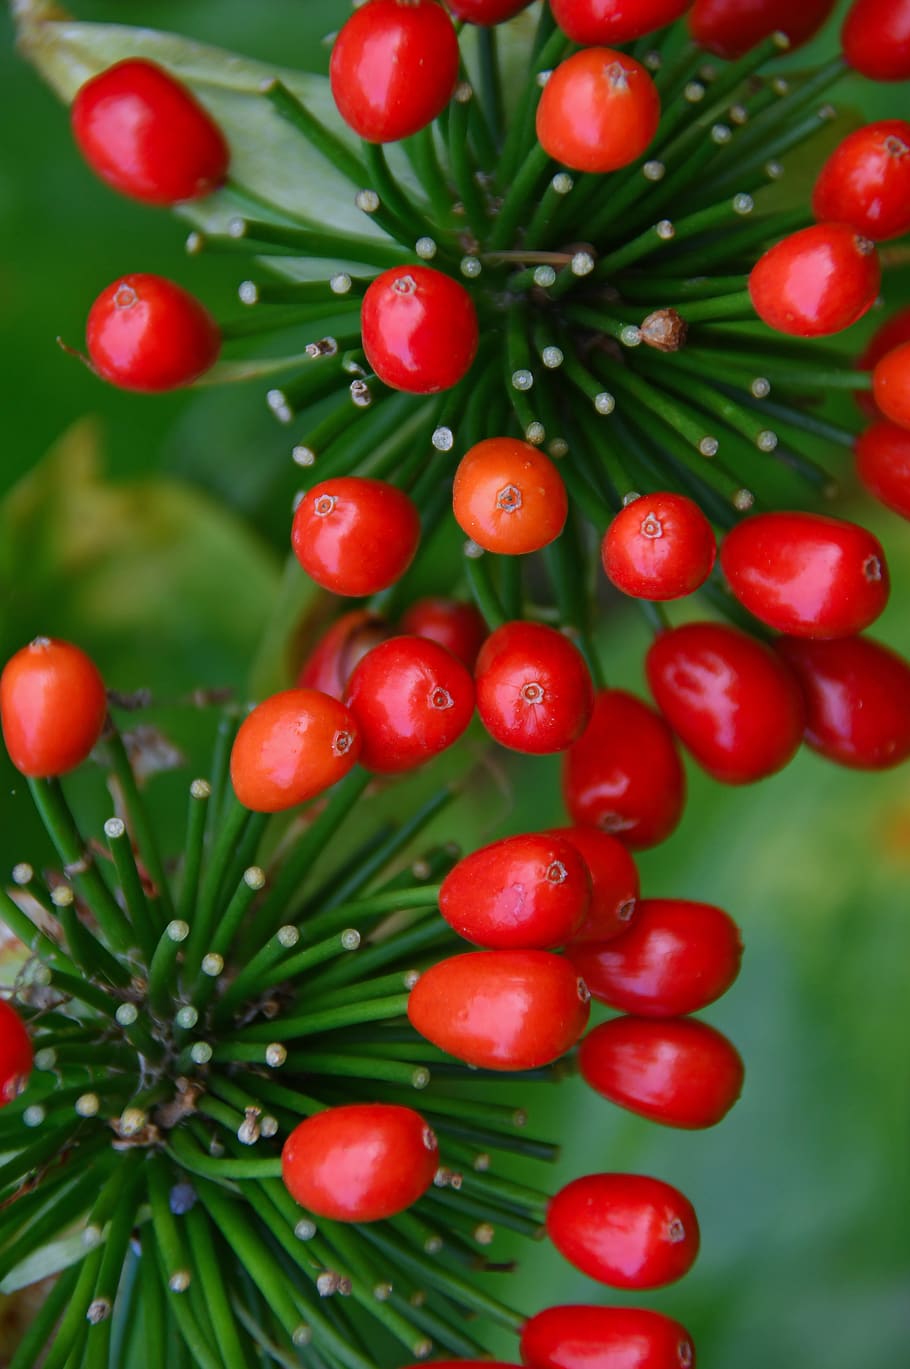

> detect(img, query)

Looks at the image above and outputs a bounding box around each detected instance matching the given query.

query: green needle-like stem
[183,796,252,981]
[105,728,174,924]
[104,818,156,964]
[464,551,509,630]
[225,991,411,1044]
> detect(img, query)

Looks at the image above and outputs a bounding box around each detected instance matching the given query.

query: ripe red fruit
[453,438,568,555]
[748,224,880,338]
[281,1104,438,1222]
[407,949,591,1070]
[547,1173,699,1289]
[399,598,488,671]
[86,274,220,391]
[645,622,805,783]
[602,492,716,602]
[689,0,835,58]
[550,826,639,942]
[812,121,910,242]
[520,1303,696,1369]
[291,477,420,597]
[0,1000,33,1106]
[842,0,910,81]
[536,49,661,175]
[720,511,890,638]
[775,635,910,770]
[344,636,475,773]
[330,0,459,142]
[872,342,910,430]
[297,610,390,700]
[579,1016,745,1130]
[858,306,910,417]
[567,897,743,1017]
[447,0,532,21]
[475,621,594,755]
[71,58,229,204]
[230,689,360,812]
[551,0,691,44]
[361,265,478,394]
[855,420,910,520]
[403,1363,520,1368]
[562,690,686,850]
[438,832,591,950]
[1,638,108,779]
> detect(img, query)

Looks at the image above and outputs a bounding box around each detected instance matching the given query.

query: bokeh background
[0,2,908,1365]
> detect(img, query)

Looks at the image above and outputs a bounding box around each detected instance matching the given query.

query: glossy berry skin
[720,511,890,638]
[536,49,661,175]
[399,598,488,670]
[813,121,910,243]
[602,493,716,602]
[567,897,742,1017]
[563,690,686,850]
[689,0,834,58]
[438,832,591,950]
[361,265,478,394]
[855,420,910,520]
[1,638,107,778]
[475,621,594,755]
[403,1363,520,1368]
[520,1303,696,1369]
[645,622,805,783]
[579,1017,744,1130]
[281,1104,438,1222]
[86,274,220,392]
[551,0,691,44]
[858,306,910,418]
[842,0,910,81]
[775,635,910,770]
[447,0,532,21]
[0,1000,33,1106]
[330,0,459,142]
[291,477,420,597]
[748,224,880,338]
[344,636,475,773]
[453,439,568,554]
[547,1173,699,1289]
[872,342,910,431]
[297,610,390,700]
[551,826,639,943]
[230,689,360,813]
[71,59,229,204]
[408,950,591,1070]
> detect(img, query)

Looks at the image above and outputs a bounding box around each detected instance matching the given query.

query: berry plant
[3,0,910,1365]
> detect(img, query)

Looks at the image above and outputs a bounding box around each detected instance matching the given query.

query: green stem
[444,93,489,241]
[227,218,407,271]
[262,80,366,187]
[403,126,454,226]
[104,818,156,964]
[147,918,190,1017]
[488,142,552,251]
[477,25,504,146]
[496,23,568,188]
[182,797,252,980]
[177,779,210,925]
[361,140,442,251]
[105,729,174,923]
[464,552,509,629]
[224,992,411,1045]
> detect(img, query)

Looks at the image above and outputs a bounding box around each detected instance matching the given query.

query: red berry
[297,610,391,700]
[230,689,361,812]
[281,1104,438,1222]
[842,0,910,81]
[407,950,591,1070]
[1,638,107,779]
[536,49,661,175]
[689,0,835,58]
[602,492,716,602]
[720,511,890,638]
[551,0,691,44]
[291,477,420,597]
[748,224,880,338]
[475,621,594,755]
[566,897,743,1017]
[775,635,910,770]
[361,265,478,394]
[547,1173,699,1289]
[403,1363,520,1368]
[550,826,640,942]
[447,0,532,21]
[86,274,220,391]
[872,341,910,430]
[438,833,591,950]
[858,306,910,417]
[813,121,910,242]
[453,439,568,555]
[344,636,475,773]
[399,598,488,670]
[0,1000,33,1106]
[579,1017,745,1130]
[645,622,805,783]
[562,690,686,850]
[520,1303,696,1369]
[71,58,229,205]
[855,420,910,520]
[330,0,459,142]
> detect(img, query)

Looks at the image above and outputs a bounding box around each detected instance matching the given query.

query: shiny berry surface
[748,224,880,338]
[297,610,390,699]
[1,637,108,779]
[842,0,910,81]
[720,511,890,638]
[536,49,661,175]
[547,1173,700,1289]
[689,0,834,57]
[551,825,640,942]
[361,264,478,394]
[551,0,691,44]
[453,438,568,554]
[0,1000,33,1106]
[855,420,910,520]
[602,492,717,602]
[399,597,488,670]
[71,58,229,204]
[475,621,594,755]
[407,949,591,1070]
[230,689,361,812]
[858,304,910,418]
[812,121,910,242]
[291,477,421,596]
[520,1303,697,1369]
[872,341,910,430]
[86,273,220,391]
[447,0,532,20]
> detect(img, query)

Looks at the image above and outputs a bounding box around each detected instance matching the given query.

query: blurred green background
[1,2,909,1366]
